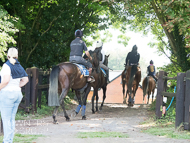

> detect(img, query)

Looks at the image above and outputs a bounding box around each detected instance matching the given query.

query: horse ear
[107,54,110,58]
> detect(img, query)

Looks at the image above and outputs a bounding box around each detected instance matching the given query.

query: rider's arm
[85,51,92,60]
[125,54,129,65]
[100,50,105,64]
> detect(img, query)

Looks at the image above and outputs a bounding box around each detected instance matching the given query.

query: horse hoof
[53,120,58,124]
[99,107,102,111]
[65,116,70,121]
[92,110,95,114]
[82,116,86,120]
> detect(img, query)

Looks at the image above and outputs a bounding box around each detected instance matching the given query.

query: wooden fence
[20,67,50,114]
[156,70,190,130]
[0,67,50,134]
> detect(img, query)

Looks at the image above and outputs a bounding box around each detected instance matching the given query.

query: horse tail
[143,76,149,96]
[48,66,60,106]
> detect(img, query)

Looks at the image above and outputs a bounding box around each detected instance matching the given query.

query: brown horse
[142,73,158,104]
[121,65,141,106]
[91,54,109,113]
[48,51,99,124]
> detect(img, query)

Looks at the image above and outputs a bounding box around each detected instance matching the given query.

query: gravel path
[15,103,190,143]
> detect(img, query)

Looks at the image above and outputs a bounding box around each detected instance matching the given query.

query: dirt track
[15,103,189,143]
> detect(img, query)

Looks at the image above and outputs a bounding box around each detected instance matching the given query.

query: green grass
[0,133,44,143]
[15,91,76,120]
[142,124,190,139]
[141,100,190,140]
[77,132,129,138]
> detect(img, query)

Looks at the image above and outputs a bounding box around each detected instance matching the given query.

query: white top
[0,63,21,91]
[100,49,105,64]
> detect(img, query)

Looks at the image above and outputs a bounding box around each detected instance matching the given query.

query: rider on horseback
[124,45,140,75]
[69,29,95,83]
[147,60,158,82]
[95,41,110,83]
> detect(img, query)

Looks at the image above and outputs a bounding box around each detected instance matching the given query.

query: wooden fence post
[25,68,31,112]
[30,67,39,114]
[175,72,186,129]
[155,71,165,118]
[184,70,190,130]
[38,69,43,109]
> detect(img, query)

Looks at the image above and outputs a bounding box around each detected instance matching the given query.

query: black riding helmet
[75,29,83,37]
[132,45,137,51]
[150,60,153,64]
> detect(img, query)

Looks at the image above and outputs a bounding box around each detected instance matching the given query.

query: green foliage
[0,0,127,69]
[0,5,18,62]
[77,132,129,138]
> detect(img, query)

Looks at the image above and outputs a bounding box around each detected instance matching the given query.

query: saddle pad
[73,63,89,77]
[100,68,106,77]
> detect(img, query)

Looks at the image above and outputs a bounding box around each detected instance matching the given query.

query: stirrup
[87,76,95,83]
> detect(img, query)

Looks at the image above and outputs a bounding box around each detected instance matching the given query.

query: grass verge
[0,134,44,143]
[141,101,190,140]
[77,132,129,138]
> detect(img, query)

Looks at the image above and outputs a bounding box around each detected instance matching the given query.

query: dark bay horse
[91,54,109,113]
[142,73,158,104]
[121,65,141,106]
[48,52,99,124]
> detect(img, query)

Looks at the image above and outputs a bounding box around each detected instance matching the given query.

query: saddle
[72,63,89,77]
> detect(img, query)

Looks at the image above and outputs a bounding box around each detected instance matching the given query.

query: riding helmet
[75,29,83,37]
[132,45,137,51]
[96,41,103,48]
[150,60,153,64]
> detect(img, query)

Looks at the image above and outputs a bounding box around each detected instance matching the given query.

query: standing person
[0,47,29,143]
[147,60,157,82]
[95,41,110,83]
[69,29,95,82]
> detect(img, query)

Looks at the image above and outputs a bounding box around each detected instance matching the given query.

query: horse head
[104,54,110,66]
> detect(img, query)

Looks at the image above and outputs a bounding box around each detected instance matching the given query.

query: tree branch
[26,9,65,63]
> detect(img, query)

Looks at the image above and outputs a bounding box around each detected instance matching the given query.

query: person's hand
[90,56,92,61]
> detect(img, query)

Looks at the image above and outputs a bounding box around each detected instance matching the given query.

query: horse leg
[91,90,95,114]
[147,91,150,104]
[52,106,59,124]
[81,85,91,120]
[74,90,82,116]
[152,89,155,103]
[60,89,70,121]
[95,88,99,112]
[122,80,126,104]
[100,86,106,111]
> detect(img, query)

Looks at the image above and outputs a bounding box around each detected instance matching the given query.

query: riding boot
[88,69,95,83]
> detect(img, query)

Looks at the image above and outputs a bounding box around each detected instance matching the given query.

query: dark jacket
[125,50,140,65]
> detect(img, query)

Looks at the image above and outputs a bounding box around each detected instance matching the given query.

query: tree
[101,0,190,71]
[0,5,18,62]
[0,0,127,69]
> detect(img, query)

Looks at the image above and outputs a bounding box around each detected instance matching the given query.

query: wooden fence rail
[156,70,190,130]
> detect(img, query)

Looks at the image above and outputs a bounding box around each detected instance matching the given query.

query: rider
[125,45,140,75]
[95,41,110,83]
[147,60,157,82]
[69,29,95,83]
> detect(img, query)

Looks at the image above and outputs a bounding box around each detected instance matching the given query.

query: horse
[142,73,158,104]
[121,65,141,106]
[91,54,109,113]
[48,51,99,124]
